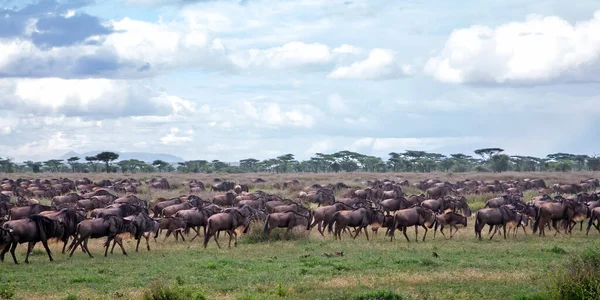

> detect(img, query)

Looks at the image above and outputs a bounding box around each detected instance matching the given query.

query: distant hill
[60,151,185,163]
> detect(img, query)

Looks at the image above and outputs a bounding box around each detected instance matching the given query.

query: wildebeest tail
[327,212,339,233]
[203,219,213,247]
[532,207,542,233]
[263,215,270,234]
[474,211,480,235]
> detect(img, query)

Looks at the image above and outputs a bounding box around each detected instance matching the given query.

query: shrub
[142,281,206,300]
[351,289,407,300]
[541,246,567,255]
[546,248,600,300]
[62,294,79,300]
[242,221,309,244]
[0,283,15,300]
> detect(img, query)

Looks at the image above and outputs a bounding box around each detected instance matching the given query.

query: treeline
[1,148,599,174]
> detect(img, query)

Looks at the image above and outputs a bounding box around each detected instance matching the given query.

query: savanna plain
[2,172,600,300]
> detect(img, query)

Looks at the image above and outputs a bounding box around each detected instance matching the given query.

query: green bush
[242,221,309,244]
[62,294,79,300]
[142,281,206,300]
[547,248,600,300]
[351,289,407,300]
[0,284,15,300]
[512,293,549,300]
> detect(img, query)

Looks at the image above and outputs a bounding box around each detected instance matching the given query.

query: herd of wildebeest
[0,175,600,264]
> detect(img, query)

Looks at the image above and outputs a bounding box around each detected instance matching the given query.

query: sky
[1,0,600,162]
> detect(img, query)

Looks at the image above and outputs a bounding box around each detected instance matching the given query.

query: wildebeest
[474,206,518,240]
[586,207,600,235]
[433,212,467,239]
[532,199,575,237]
[310,202,353,236]
[1,214,65,264]
[263,211,312,238]
[9,203,53,220]
[327,207,382,241]
[176,205,222,241]
[68,215,137,258]
[387,206,436,242]
[203,206,253,249]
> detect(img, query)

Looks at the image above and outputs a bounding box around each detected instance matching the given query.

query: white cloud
[328,48,412,80]
[242,101,316,128]
[425,11,600,84]
[327,93,349,113]
[333,44,363,55]
[305,140,333,155]
[0,78,195,118]
[160,127,194,145]
[229,42,333,70]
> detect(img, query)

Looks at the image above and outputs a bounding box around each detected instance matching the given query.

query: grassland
[1,171,600,300]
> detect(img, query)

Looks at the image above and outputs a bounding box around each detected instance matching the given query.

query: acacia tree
[95,152,119,173]
[67,156,80,173]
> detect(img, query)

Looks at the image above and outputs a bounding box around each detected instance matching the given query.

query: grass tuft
[547,248,600,300]
[142,281,207,300]
[351,289,408,300]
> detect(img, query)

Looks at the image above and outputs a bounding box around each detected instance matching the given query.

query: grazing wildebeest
[387,206,436,242]
[1,214,65,264]
[263,211,312,238]
[433,212,467,239]
[327,207,382,241]
[203,206,253,249]
[68,215,137,258]
[474,206,518,240]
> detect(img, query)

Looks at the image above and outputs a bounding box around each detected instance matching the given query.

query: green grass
[2,223,600,300]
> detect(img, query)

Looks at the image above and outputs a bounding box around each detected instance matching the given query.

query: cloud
[242,101,316,128]
[160,127,194,145]
[328,48,412,80]
[425,11,600,85]
[327,93,349,114]
[0,78,196,118]
[229,42,336,71]
[305,139,333,155]
[0,0,114,48]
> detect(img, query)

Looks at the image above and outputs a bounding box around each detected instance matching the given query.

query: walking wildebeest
[1,214,65,264]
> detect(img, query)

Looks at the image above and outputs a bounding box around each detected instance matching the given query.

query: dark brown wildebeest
[474,205,518,240]
[114,195,147,208]
[203,206,253,249]
[151,198,182,217]
[112,212,158,252]
[533,199,575,237]
[176,205,222,241]
[387,206,436,242]
[433,212,467,239]
[68,215,136,258]
[95,203,146,219]
[380,197,412,215]
[420,197,449,213]
[42,208,87,254]
[484,195,517,209]
[212,192,236,207]
[263,211,312,238]
[9,203,53,220]
[162,202,194,218]
[327,207,382,241]
[586,207,600,235]
[51,193,84,207]
[155,217,187,242]
[265,199,297,213]
[16,196,39,207]
[1,214,65,264]
[310,202,353,236]
[306,188,335,207]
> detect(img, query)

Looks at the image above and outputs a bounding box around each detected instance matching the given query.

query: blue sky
[1,0,600,162]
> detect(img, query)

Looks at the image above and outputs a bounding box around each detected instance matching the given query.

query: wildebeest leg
[110,240,118,254]
[0,242,12,262]
[213,231,222,249]
[24,242,34,264]
[62,237,70,254]
[136,237,141,252]
[227,230,233,248]
[552,221,561,236]
[363,227,369,241]
[489,225,498,240]
[402,227,410,242]
[421,225,428,242]
[414,226,418,242]
[190,227,202,241]
[317,221,325,236]
[487,225,494,236]
[83,238,93,258]
[450,225,459,238]
[439,225,447,239]
[352,228,361,239]
[9,241,19,264]
[38,238,54,262]
[104,236,115,257]
[115,237,127,255]
[163,230,172,242]
[502,224,507,239]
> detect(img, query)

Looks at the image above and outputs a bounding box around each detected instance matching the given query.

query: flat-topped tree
[67,156,79,173]
[474,148,504,160]
[95,152,119,173]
